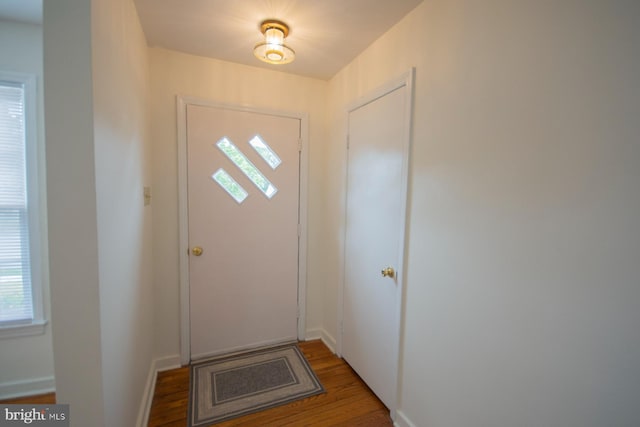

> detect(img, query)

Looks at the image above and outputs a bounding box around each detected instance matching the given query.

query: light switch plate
[144,186,151,206]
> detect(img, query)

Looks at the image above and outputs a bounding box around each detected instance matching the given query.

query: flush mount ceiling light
[254,20,295,65]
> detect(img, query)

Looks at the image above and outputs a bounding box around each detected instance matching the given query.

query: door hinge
[297,223,302,237]
[346,134,350,149]
[298,138,302,152]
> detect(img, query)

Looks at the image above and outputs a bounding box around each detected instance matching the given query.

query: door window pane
[216,137,277,199]
[212,168,248,203]
[248,135,281,170]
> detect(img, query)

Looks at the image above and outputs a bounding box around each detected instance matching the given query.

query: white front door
[186,104,301,360]
[342,72,413,411]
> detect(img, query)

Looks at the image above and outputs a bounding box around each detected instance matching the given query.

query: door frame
[337,68,414,417]
[177,96,309,365]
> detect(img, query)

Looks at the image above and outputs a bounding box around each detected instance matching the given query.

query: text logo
[0,405,69,426]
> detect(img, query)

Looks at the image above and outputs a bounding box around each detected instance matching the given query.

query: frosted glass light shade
[254,20,295,65]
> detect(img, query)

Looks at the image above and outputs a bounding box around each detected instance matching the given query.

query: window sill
[0,320,48,339]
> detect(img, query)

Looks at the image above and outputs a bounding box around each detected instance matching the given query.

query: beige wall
[0,20,54,396]
[44,0,105,422]
[328,1,640,426]
[40,0,640,424]
[92,0,154,425]
[149,48,329,359]
[44,0,153,424]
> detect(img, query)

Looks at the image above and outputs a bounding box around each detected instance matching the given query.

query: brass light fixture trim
[254,19,295,65]
[260,20,289,38]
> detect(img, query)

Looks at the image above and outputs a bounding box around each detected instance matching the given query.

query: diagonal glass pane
[216,137,277,198]
[212,168,248,203]
[248,135,281,170]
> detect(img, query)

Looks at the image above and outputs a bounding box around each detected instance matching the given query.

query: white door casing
[339,69,414,416]
[177,98,309,363]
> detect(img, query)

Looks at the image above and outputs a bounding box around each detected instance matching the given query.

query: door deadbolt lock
[381,267,395,278]
[191,246,203,256]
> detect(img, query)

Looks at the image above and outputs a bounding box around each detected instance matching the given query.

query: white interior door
[186,104,301,360]
[342,73,412,411]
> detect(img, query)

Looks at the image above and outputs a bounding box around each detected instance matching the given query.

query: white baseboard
[154,355,181,373]
[394,409,417,427]
[304,328,322,341]
[136,355,181,427]
[135,360,157,427]
[305,328,336,354]
[0,376,55,400]
[320,330,336,353]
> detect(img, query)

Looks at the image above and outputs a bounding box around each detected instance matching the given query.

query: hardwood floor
[148,340,393,426]
[0,393,56,405]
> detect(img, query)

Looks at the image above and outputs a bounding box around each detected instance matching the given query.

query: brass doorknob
[381,267,395,278]
[191,246,203,256]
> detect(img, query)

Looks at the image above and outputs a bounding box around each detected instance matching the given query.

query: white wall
[91,0,154,425]
[44,0,153,424]
[327,1,640,426]
[41,0,640,424]
[0,20,54,397]
[149,48,329,359]
[43,0,105,423]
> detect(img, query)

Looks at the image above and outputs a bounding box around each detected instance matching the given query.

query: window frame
[0,71,47,338]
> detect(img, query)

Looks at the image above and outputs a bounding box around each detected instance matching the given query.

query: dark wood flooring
[148,339,392,426]
[0,393,56,405]
[0,340,391,426]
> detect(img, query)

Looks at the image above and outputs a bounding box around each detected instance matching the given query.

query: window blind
[0,80,33,323]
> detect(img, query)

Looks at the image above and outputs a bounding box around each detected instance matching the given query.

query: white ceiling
[134,0,424,80]
[0,0,424,81]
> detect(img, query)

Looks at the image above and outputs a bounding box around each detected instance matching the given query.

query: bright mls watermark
[0,405,69,426]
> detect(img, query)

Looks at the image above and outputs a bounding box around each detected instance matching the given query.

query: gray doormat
[189,343,325,426]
